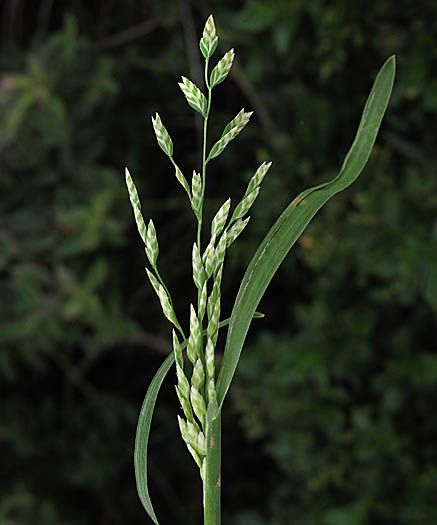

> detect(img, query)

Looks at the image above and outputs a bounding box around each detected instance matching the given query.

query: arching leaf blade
[134,352,174,525]
[217,55,396,407]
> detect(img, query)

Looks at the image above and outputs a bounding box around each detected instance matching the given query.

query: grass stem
[203,412,221,525]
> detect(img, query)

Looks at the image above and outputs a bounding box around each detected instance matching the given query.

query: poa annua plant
[125,14,395,525]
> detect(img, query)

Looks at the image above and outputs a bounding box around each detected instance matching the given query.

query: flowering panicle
[124,13,271,477]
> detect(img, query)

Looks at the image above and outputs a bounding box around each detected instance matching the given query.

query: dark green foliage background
[1,1,436,524]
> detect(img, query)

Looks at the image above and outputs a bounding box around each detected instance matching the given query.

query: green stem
[203,411,221,525]
[199,57,220,525]
[197,60,212,375]
[198,58,212,251]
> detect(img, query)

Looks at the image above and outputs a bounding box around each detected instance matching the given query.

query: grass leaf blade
[217,55,396,407]
[134,352,174,525]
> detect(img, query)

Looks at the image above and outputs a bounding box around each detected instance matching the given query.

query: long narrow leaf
[134,352,172,525]
[217,55,396,407]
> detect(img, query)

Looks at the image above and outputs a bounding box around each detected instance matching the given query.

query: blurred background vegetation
[1,1,436,524]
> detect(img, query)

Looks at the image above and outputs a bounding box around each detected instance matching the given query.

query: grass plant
[125,14,395,525]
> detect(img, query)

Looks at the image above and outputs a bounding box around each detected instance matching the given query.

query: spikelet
[145,219,159,267]
[245,161,272,196]
[196,431,206,456]
[125,168,147,245]
[226,216,250,247]
[231,188,259,222]
[192,242,205,290]
[186,422,206,456]
[191,170,202,215]
[205,337,215,380]
[198,281,207,321]
[213,231,227,274]
[207,295,220,345]
[176,364,190,400]
[199,15,218,59]
[208,273,221,320]
[207,379,216,404]
[146,269,177,326]
[202,237,216,279]
[187,444,203,469]
[178,415,189,441]
[211,198,231,238]
[190,385,207,425]
[187,305,202,365]
[176,386,194,421]
[172,330,184,369]
[207,110,252,161]
[151,113,173,157]
[221,109,253,138]
[179,76,208,116]
[207,381,219,421]
[191,358,205,391]
[210,49,235,88]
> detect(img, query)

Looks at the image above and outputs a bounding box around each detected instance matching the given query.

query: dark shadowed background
[1,1,436,524]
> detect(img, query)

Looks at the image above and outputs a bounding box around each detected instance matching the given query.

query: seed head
[125,168,147,245]
[207,378,217,404]
[202,237,216,279]
[191,170,202,215]
[204,246,216,279]
[205,337,215,380]
[145,219,159,267]
[187,444,203,469]
[187,420,199,444]
[187,305,201,365]
[177,416,188,439]
[176,364,190,400]
[210,49,235,88]
[178,76,208,117]
[207,125,239,162]
[207,275,221,320]
[211,198,231,238]
[207,295,220,344]
[226,216,250,247]
[221,109,253,138]
[197,431,206,456]
[146,268,177,326]
[176,385,194,421]
[245,161,272,196]
[172,330,184,369]
[213,231,227,274]
[185,422,206,457]
[151,113,173,157]
[190,385,206,425]
[192,242,205,290]
[191,358,205,392]
[207,109,251,162]
[198,281,207,321]
[231,187,260,222]
[199,15,218,59]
